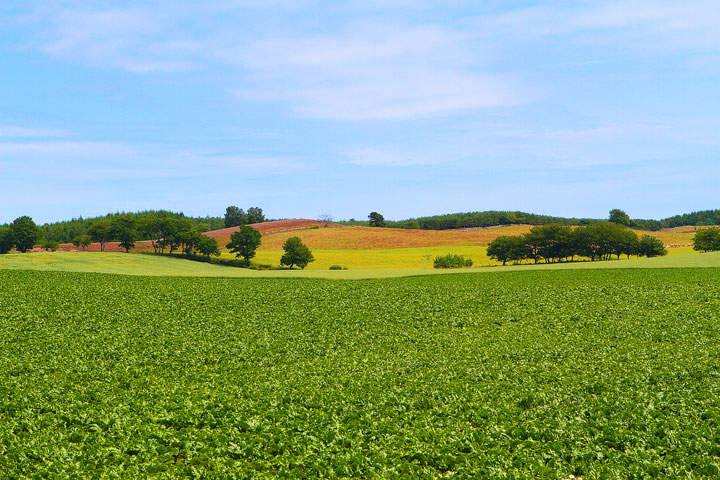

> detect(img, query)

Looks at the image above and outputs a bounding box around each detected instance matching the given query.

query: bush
[41,240,60,252]
[694,228,720,252]
[329,265,348,270]
[433,254,473,269]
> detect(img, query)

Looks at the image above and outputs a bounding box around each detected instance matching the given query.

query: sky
[1,1,719,225]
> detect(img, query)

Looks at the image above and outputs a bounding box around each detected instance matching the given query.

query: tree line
[345,208,720,232]
[486,222,667,266]
[40,210,226,244]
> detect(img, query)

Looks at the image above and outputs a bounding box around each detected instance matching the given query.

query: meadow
[2,268,720,478]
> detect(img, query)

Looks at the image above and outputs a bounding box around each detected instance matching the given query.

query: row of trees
[348,208,720,232]
[41,210,225,244]
[82,215,221,257]
[486,222,667,266]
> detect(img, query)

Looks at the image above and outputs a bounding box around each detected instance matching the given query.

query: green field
[2,250,720,280]
[2,268,720,477]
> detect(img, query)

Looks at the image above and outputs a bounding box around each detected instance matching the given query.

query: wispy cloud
[479,0,720,50]
[0,138,308,181]
[0,125,71,138]
[23,3,529,120]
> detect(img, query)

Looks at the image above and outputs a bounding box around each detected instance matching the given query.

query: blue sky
[1,1,719,224]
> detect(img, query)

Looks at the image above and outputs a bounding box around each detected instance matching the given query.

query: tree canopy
[88,219,112,252]
[693,228,720,252]
[111,215,137,252]
[226,226,262,263]
[609,209,631,226]
[225,206,266,228]
[280,236,314,269]
[0,227,14,254]
[485,222,661,265]
[10,216,41,253]
[368,212,385,227]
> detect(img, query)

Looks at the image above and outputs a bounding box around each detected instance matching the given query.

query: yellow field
[3,251,720,280]
[244,246,497,270]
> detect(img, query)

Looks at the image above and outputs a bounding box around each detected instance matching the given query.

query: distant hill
[29,207,720,243]
[368,209,720,231]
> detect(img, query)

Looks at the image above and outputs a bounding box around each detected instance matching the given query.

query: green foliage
[328,265,348,270]
[226,226,262,263]
[693,228,720,252]
[637,234,667,257]
[368,211,385,227]
[111,215,137,252]
[280,236,315,269]
[433,253,473,268]
[42,210,225,244]
[225,206,265,228]
[609,208,631,226]
[247,207,265,224]
[9,216,41,252]
[88,219,112,252]
[72,234,92,251]
[0,227,13,254]
[386,210,589,230]
[196,235,220,258]
[41,240,60,252]
[224,205,247,227]
[2,268,720,477]
[486,235,527,266]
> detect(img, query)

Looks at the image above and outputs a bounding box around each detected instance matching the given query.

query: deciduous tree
[280,236,314,269]
[111,215,137,252]
[0,227,14,254]
[246,207,265,224]
[693,228,720,252]
[196,235,220,258]
[609,209,631,226]
[88,219,112,252]
[226,225,262,264]
[10,216,41,253]
[72,234,92,252]
[368,211,385,227]
[637,234,667,257]
[224,206,248,228]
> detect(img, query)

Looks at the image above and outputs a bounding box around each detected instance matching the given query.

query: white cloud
[0,138,308,180]
[0,125,71,138]
[25,4,528,120]
[229,24,527,120]
[480,0,720,50]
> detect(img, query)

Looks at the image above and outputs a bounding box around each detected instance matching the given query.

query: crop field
[2,268,720,478]
[248,246,493,270]
[252,225,534,250]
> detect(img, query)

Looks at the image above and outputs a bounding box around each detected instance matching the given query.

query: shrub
[329,265,348,270]
[433,254,473,269]
[42,240,60,252]
[694,228,720,252]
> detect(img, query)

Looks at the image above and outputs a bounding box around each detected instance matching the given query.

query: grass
[3,250,720,279]
[247,246,495,270]
[2,268,720,477]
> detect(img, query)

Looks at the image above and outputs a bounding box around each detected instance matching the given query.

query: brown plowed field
[256,225,534,250]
